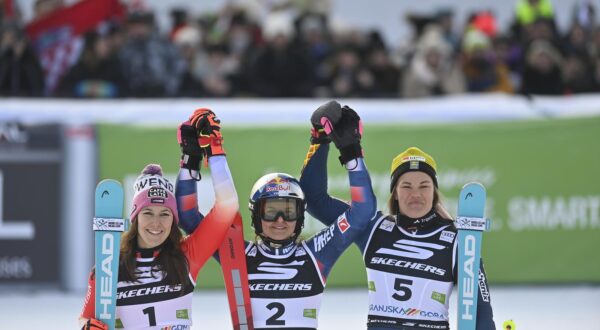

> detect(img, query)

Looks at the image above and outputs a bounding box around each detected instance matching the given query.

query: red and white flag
[25,0,125,94]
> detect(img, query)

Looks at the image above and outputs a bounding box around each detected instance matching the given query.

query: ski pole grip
[93,217,126,232]
[455,216,488,231]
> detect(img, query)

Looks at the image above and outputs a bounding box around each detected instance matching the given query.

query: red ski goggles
[259,197,301,222]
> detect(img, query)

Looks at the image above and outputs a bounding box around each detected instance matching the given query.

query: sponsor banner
[98,116,600,285]
[0,124,62,285]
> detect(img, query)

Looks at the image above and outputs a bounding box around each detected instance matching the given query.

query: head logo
[376,239,445,260]
[248,260,305,280]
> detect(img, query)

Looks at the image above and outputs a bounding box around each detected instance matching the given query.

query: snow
[1,286,599,329]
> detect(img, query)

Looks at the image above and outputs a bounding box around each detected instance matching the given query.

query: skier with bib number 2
[176,108,377,329]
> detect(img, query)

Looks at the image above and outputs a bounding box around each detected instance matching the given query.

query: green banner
[99,116,600,287]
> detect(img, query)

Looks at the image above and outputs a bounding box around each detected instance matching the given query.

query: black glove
[310,100,343,144]
[177,120,203,180]
[332,106,363,164]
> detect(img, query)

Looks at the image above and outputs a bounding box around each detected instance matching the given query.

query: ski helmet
[248,173,305,242]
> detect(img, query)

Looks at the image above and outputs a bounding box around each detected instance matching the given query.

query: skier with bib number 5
[79,108,239,329]
[300,101,496,329]
[176,108,377,329]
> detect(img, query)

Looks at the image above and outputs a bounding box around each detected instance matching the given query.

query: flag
[25,0,125,94]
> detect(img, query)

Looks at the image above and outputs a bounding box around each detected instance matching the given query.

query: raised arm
[302,103,378,276]
[300,101,360,226]
[300,142,349,226]
[306,155,378,278]
[177,109,239,275]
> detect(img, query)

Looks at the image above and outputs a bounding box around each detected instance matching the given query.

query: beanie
[130,164,178,223]
[390,147,438,192]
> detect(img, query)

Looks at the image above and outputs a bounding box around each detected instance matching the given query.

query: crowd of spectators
[1,0,600,98]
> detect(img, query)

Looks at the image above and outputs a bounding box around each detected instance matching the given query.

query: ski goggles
[259,197,301,222]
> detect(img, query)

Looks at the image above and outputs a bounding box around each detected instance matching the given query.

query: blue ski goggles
[259,197,301,222]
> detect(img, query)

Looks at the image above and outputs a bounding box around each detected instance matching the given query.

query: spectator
[0,20,44,96]
[571,0,596,34]
[461,29,514,93]
[562,54,597,94]
[493,36,524,91]
[401,25,465,98]
[118,11,186,97]
[295,13,332,87]
[247,12,314,97]
[435,9,460,53]
[515,0,554,27]
[563,23,591,61]
[57,30,124,98]
[33,0,64,20]
[172,25,204,97]
[512,0,557,45]
[521,40,564,95]
[365,46,401,97]
[327,44,375,97]
[194,43,238,97]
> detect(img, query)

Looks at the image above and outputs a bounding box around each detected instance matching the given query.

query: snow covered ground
[1,286,599,329]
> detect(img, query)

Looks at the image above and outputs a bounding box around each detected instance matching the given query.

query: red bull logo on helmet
[265,183,291,192]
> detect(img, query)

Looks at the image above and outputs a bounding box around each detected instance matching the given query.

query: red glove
[189,108,225,157]
[82,318,108,330]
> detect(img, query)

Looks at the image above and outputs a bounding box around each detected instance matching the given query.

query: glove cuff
[338,143,362,165]
[180,154,202,171]
[310,126,331,144]
[310,135,331,144]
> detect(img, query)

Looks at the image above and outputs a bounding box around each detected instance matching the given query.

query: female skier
[301,101,496,330]
[80,108,238,329]
[177,108,377,329]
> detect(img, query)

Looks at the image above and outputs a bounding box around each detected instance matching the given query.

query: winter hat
[390,147,438,192]
[130,164,178,224]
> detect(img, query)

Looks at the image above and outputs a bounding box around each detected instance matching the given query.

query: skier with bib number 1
[79,108,239,329]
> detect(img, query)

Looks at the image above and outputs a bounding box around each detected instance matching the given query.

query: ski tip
[96,179,123,194]
[461,181,486,191]
[460,182,486,200]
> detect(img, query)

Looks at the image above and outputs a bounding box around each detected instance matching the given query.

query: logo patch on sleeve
[379,219,395,232]
[439,230,456,243]
[337,215,351,233]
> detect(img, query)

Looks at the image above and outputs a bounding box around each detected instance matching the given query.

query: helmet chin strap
[260,233,298,247]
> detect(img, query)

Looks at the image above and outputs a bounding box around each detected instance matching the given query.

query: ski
[93,179,125,330]
[456,182,489,330]
[219,212,254,330]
